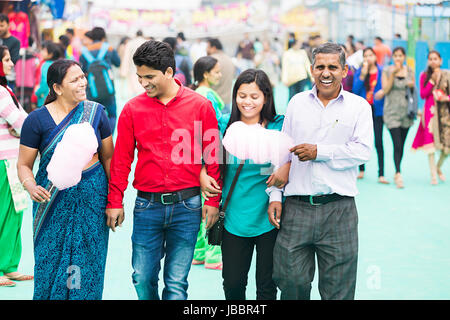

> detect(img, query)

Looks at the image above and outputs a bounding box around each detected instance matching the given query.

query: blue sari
[32,101,109,300]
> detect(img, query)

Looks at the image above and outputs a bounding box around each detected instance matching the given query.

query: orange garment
[373,43,392,66]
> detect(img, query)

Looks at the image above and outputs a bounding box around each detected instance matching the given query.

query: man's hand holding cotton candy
[46,122,98,190]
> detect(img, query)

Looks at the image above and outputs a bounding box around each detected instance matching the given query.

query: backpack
[81,43,115,104]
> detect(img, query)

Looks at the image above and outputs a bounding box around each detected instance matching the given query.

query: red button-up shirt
[107,81,222,208]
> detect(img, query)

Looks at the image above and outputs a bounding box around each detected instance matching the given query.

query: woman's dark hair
[0,45,19,108]
[44,59,81,105]
[0,45,9,87]
[58,35,70,49]
[228,69,276,129]
[392,46,406,56]
[424,50,441,88]
[133,40,176,75]
[362,47,378,92]
[220,69,277,176]
[190,56,218,90]
[162,37,177,51]
[227,69,276,133]
[42,40,64,61]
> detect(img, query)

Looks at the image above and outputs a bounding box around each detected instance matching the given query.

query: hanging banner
[89,1,269,36]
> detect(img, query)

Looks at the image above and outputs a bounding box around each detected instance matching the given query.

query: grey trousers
[272,196,358,300]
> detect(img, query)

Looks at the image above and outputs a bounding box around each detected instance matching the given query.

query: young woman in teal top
[35,41,63,107]
[191,55,229,270]
[201,69,284,300]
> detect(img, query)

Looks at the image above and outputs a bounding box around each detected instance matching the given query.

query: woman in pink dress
[412,50,447,184]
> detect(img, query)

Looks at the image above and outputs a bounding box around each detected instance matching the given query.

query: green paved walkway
[1,85,449,300]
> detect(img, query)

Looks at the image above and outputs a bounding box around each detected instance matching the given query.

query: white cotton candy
[222,121,295,166]
[47,122,98,190]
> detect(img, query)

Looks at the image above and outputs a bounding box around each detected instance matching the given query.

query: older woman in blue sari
[17,59,114,300]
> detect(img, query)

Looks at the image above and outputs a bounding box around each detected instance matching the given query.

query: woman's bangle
[21,177,34,187]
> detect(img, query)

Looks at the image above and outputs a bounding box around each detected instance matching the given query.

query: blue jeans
[131,194,202,300]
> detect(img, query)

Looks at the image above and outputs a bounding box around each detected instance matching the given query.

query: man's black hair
[91,27,106,41]
[0,14,9,23]
[207,38,223,51]
[133,40,176,74]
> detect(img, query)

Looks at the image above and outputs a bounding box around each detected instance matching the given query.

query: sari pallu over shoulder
[32,100,100,245]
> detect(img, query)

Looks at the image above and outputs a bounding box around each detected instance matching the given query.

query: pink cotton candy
[222,121,295,166]
[47,122,98,190]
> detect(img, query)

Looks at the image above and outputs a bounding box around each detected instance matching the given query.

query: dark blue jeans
[131,194,202,300]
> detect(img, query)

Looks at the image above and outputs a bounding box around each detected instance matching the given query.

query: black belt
[290,193,351,206]
[137,187,200,205]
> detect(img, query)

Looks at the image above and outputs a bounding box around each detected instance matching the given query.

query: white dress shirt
[268,86,374,202]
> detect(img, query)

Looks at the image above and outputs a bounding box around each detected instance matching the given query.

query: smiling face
[54,65,87,103]
[235,81,266,124]
[136,64,174,99]
[311,53,348,102]
[205,62,222,86]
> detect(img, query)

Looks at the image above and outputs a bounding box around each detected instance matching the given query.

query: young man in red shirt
[106,40,222,300]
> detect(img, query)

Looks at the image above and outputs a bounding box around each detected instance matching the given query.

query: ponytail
[189,81,199,91]
[44,87,57,105]
[192,56,218,91]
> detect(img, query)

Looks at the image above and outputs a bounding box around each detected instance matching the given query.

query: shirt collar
[309,84,345,103]
[148,78,184,105]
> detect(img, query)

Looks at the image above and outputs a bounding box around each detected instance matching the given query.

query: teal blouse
[221,115,284,237]
[195,86,229,133]
[35,60,53,108]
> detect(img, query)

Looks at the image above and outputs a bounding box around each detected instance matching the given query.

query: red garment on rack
[8,11,30,48]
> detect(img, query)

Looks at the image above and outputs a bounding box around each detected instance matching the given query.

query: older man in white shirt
[267,42,373,300]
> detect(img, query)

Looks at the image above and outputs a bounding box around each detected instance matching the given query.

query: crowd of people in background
[0,17,449,302]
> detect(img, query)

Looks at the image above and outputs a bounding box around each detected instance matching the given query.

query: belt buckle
[161,193,174,205]
[309,195,321,206]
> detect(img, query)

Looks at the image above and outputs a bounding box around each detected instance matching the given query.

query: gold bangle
[21,177,34,187]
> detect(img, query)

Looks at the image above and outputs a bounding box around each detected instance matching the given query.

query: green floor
[1,85,449,300]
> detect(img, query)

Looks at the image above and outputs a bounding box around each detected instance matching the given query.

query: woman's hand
[268,201,282,229]
[24,180,51,203]
[7,124,20,138]
[374,89,385,101]
[361,60,369,75]
[431,69,441,85]
[200,166,221,200]
[433,89,449,102]
[266,162,291,189]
